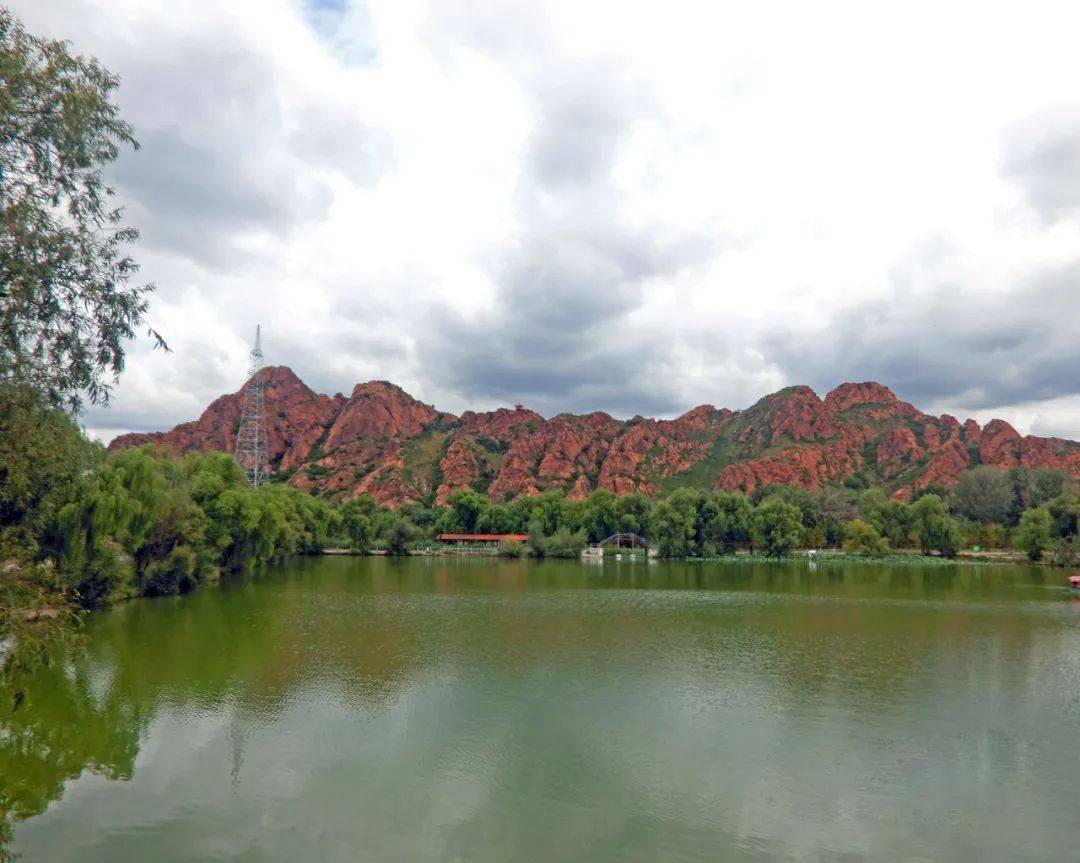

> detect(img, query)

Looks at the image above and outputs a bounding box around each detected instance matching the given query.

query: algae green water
[4,556,1079,861]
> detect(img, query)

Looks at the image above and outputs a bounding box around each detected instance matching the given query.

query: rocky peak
[456,408,543,447]
[982,418,1021,439]
[979,419,1023,468]
[824,381,898,412]
[675,404,717,429]
[757,386,833,443]
[324,381,452,450]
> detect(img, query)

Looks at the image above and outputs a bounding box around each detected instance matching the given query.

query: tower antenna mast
[235,325,268,488]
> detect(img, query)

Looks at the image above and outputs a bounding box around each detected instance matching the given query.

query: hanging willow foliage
[0,9,166,410]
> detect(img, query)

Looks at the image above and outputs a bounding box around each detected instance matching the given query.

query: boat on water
[1068,574,1080,595]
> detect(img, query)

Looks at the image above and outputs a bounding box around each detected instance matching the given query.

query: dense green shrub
[1015,507,1053,561]
[383,515,416,556]
[1047,536,1080,567]
[752,498,803,558]
[498,540,527,558]
[537,527,588,558]
[842,519,889,555]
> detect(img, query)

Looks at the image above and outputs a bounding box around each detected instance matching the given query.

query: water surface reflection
[4,557,1079,861]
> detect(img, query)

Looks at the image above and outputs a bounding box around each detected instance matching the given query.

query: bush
[70,539,133,606]
[1047,536,1080,568]
[842,519,888,555]
[534,527,587,558]
[498,540,526,558]
[1015,507,1053,561]
[140,545,199,596]
[384,516,416,556]
[0,384,97,560]
[341,496,375,553]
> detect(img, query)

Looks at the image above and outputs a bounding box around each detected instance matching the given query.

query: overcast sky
[15,0,1080,442]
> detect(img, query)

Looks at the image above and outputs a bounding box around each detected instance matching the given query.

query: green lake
[3,556,1079,861]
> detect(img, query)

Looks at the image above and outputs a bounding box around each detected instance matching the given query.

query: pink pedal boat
[1068,574,1080,595]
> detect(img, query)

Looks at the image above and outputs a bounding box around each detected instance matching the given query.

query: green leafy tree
[0,10,164,409]
[909,494,960,557]
[614,492,651,535]
[341,496,376,553]
[751,498,803,558]
[445,489,488,533]
[879,500,912,548]
[815,486,856,546]
[1015,506,1053,561]
[1029,469,1067,509]
[0,384,97,558]
[509,491,568,536]
[531,490,571,536]
[668,487,711,555]
[1046,491,1080,539]
[857,488,889,528]
[559,497,587,535]
[475,502,515,535]
[860,488,912,548]
[398,502,438,530]
[842,518,888,555]
[525,518,547,555]
[751,484,819,532]
[581,489,618,542]
[1003,467,1066,525]
[707,492,752,554]
[384,515,416,556]
[1047,536,1079,568]
[649,499,695,558]
[952,467,1013,525]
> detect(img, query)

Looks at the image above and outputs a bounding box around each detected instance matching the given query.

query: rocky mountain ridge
[110,367,1080,507]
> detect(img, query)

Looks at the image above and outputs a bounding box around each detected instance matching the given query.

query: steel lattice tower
[234,325,268,488]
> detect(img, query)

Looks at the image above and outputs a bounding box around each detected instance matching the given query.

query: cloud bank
[11,0,1080,441]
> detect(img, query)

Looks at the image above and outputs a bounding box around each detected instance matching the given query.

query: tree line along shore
[5,379,1079,645]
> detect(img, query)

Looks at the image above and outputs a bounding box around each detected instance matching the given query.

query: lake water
[3,556,1079,861]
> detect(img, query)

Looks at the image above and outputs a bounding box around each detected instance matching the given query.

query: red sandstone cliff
[109,371,1080,506]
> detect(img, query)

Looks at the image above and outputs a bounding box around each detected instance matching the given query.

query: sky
[14,0,1080,443]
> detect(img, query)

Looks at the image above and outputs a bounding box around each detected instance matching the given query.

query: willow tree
[1,10,165,684]
[0,9,163,410]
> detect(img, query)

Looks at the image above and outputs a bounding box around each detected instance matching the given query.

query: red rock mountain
[110,368,1080,506]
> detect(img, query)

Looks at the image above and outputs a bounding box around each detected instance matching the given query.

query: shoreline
[320,546,1049,566]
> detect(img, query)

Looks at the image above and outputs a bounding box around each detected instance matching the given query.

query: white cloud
[10,0,1080,440]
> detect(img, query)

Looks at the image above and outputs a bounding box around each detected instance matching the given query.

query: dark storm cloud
[764,259,1080,412]
[420,306,688,417]
[417,9,723,416]
[1002,106,1080,223]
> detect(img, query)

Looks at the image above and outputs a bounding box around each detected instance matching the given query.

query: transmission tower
[234,325,268,488]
